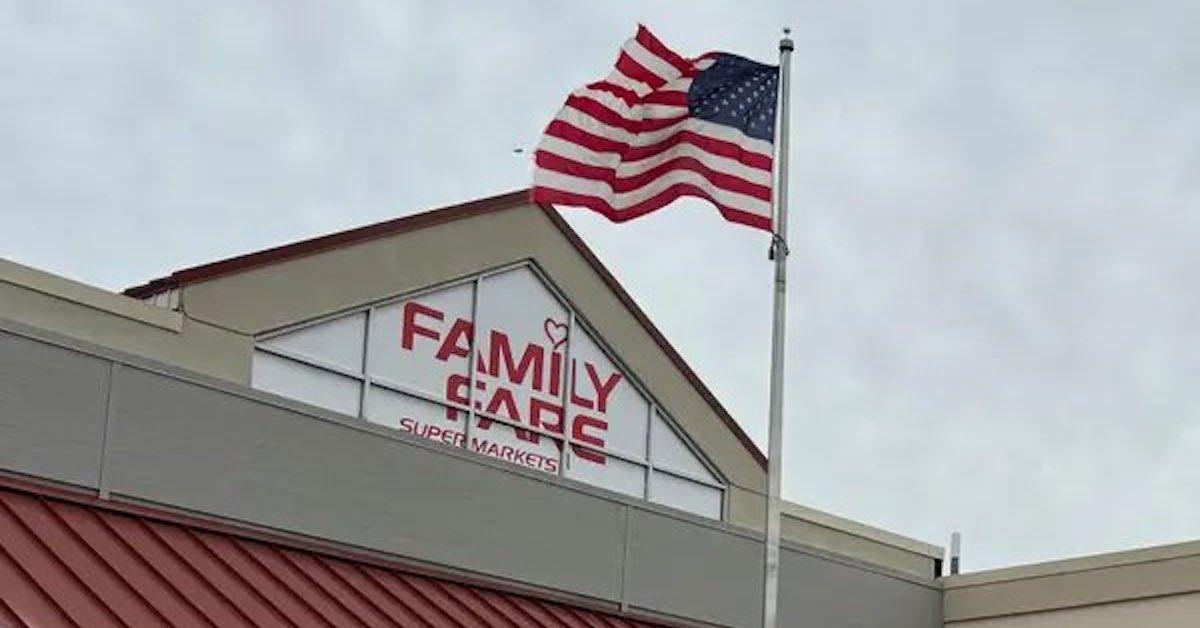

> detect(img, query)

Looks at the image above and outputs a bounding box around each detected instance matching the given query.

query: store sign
[400,302,620,462]
[365,267,649,481]
[253,264,721,516]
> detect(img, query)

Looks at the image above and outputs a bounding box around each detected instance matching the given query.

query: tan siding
[945,541,1200,625]
[946,592,1200,628]
[0,259,250,382]
[26,196,939,577]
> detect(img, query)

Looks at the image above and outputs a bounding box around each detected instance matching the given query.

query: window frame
[253,259,727,516]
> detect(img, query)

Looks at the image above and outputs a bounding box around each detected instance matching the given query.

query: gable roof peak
[124,189,531,299]
[122,189,766,469]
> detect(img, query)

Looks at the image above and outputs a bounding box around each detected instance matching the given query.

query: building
[1,190,1196,627]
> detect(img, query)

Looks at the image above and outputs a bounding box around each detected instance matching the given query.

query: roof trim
[2,257,183,332]
[0,472,673,627]
[123,190,532,299]
[944,538,1200,588]
[122,189,766,469]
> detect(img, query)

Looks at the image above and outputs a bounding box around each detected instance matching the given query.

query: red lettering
[548,351,563,396]
[483,386,519,423]
[401,301,442,350]
[569,363,594,410]
[586,364,622,413]
[572,415,608,464]
[435,319,473,361]
[464,435,560,474]
[445,374,469,422]
[488,331,545,391]
[484,386,540,443]
[530,398,564,434]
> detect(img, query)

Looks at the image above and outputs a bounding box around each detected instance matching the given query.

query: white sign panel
[379,268,647,477]
[251,264,723,517]
[368,281,473,402]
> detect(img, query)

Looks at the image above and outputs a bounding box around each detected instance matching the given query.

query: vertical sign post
[762,27,793,628]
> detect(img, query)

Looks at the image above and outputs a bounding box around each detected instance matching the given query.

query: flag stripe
[615,52,667,90]
[622,128,773,171]
[532,181,772,231]
[551,105,773,160]
[585,80,642,108]
[635,25,693,76]
[571,87,689,121]
[584,82,691,111]
[547,110,773,167]
[623,38,682,85]
[538,134,772,188]
[565,95,688,133]
[536,148,771,201]
[544,119,772,175]
[534,165,771,219]
[641,89,690,107]
[603,69,652,98]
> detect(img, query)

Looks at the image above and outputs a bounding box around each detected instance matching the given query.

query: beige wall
[782,501,941,578]
[945,540,1200,627]
[0,201,943,579]
[166,201,942,576]
[0,258,251,381]
[947,593,1200,628]
[0,321,944,628]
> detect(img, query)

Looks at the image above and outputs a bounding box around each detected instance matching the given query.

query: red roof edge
[122,189,766,469]
[0,472,674,627]
[123,189,531,299]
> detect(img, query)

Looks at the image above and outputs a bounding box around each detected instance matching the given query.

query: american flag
[532,25,779,231]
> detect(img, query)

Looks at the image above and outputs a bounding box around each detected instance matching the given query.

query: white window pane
[565,446,645,498]
[252,351,360,416]
[569,329,648,460]
[469,415,561,475]
[365,385,466,448]
[651,471,722,519]
[475,267,570,442]
[368,282,474,400]
[260,312,365,372]
[651,411,717,482]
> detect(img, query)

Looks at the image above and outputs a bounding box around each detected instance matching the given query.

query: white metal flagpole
[761,27,793,628]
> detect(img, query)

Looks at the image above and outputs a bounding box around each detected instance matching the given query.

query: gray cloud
[2,0,1198,570]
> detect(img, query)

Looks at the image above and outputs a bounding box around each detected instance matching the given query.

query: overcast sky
[4,1,1198,571]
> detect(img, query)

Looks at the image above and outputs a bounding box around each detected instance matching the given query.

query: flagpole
[761,27,793,628]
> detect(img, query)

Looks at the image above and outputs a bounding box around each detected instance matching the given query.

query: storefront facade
[1,190,1193,626]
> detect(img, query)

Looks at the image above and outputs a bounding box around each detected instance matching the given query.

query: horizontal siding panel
[0,486,663,628]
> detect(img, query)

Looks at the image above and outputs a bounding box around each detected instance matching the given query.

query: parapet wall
[944,541,1200,627]
[0,317,942,627]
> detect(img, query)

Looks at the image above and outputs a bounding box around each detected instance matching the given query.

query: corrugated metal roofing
[0,486,665,628]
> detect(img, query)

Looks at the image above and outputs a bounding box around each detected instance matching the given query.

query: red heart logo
[544,318,568,350]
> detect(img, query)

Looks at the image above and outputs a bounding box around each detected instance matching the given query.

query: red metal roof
[0,484,666,628]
